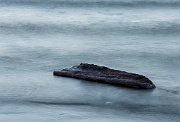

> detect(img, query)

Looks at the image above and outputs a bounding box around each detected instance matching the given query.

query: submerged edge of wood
[53,63,156,89]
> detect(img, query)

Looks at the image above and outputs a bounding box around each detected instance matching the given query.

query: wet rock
[53,63,156,89]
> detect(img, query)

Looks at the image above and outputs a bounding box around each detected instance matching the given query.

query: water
[0,0,180,121]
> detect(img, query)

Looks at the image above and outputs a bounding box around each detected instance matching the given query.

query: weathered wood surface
[53,63,156,89]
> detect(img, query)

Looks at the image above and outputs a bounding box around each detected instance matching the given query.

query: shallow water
[0,0,180,121]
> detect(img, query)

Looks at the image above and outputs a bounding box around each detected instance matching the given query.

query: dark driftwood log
[53,63,156,89]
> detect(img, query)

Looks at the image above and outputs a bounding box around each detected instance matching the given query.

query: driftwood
[53,63,156,89]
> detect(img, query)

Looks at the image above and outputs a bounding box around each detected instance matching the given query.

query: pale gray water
[0,0,180,121]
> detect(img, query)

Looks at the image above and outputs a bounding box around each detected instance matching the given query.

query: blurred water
[0,0,180,121]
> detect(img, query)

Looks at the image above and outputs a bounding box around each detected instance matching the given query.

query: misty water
[0,0,180,121]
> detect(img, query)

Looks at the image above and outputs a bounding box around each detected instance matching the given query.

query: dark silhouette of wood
[53,63,156,89]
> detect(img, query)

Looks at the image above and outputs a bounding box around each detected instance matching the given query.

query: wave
[1,22,180,35]
[159,88,180,95]
[29,100,90,106]
[0,0,180,8]
[27,100,180,115]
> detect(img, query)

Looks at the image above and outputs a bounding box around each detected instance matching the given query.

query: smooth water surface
[0,0,180,121]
